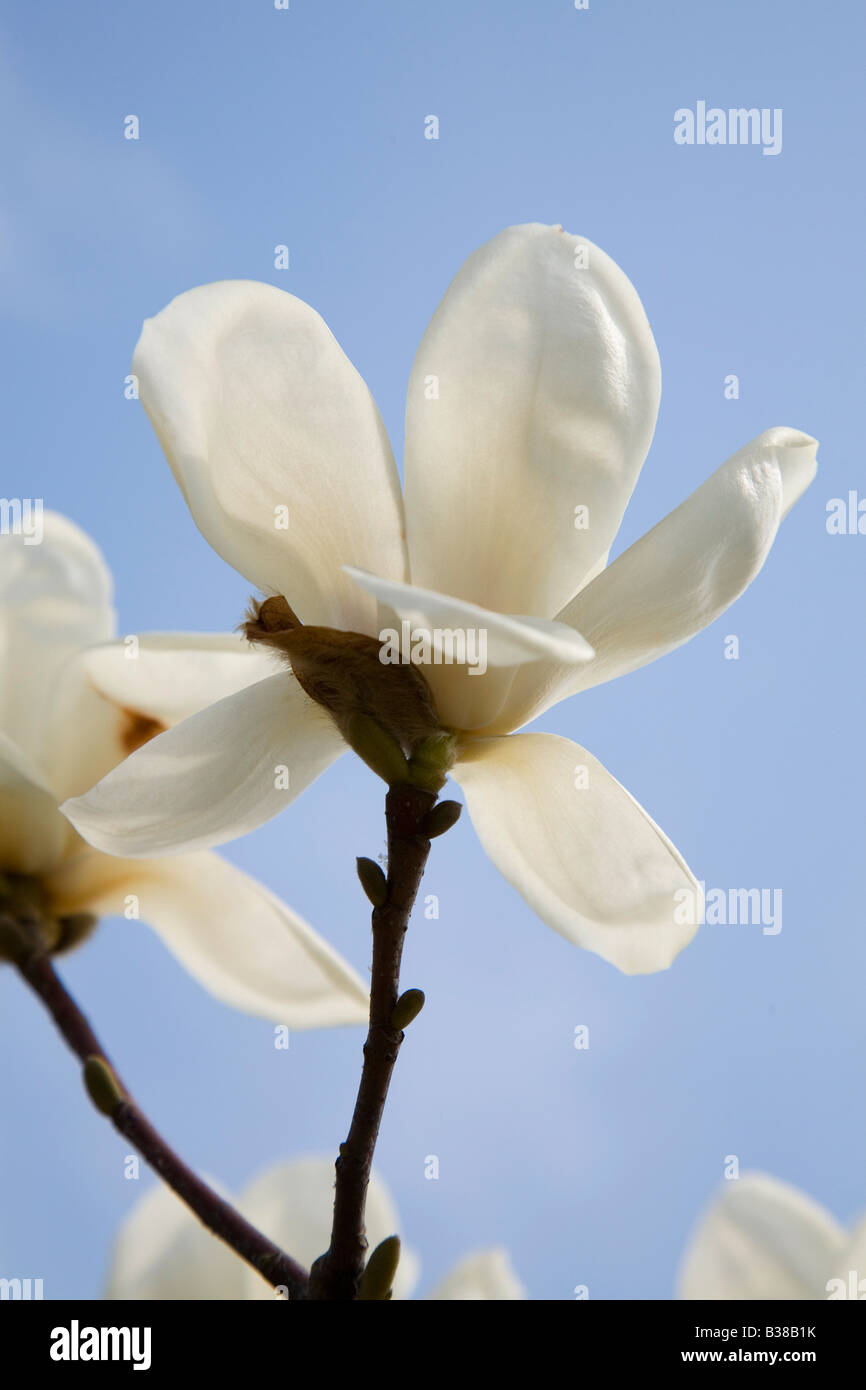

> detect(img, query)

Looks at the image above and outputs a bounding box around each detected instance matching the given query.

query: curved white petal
[71,632,279,724]
[452,733,701,974]
[0,732,66,874]
[45,633,280,800]
[133,280,408,631]
[429,1248,526,1300]
[61,674,344,857]
[45,850,368,1027]
[404,223,661,617]
[498,428,818,731]
[345,566,592,730]
[238,1158,420,1300]
[106,1178,248,1301]
[0,512,114,761]
[677,1173,846,1301]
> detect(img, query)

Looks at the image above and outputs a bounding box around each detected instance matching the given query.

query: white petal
[238,1158,420,1300]
[452,733,701,974]
[45,633,280,800]
[404,223,660,617]
[61,674,344,857]
[0,733,66,874]
[429,1248,526,1300]
[0,512,114,762]
[106,1178,247,1300]
[345,566,592,730]
[46,849,369,1027]
[133,280,408,631]
[677,1173,846,1301]
[71,632,279,724]
[498,428,818,731]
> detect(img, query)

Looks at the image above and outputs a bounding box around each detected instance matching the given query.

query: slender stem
[10,926,309,1300]
[309,781,436,1300]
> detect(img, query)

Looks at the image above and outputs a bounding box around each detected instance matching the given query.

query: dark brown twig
[308,781,436,1300]
[9,928,308,1300]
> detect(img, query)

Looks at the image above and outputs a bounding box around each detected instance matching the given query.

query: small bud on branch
[423,800,463,838]
[391,988,425,1029]
[358,1235,401,1300]
[83,1055,126,1116]
[357,857,388,907]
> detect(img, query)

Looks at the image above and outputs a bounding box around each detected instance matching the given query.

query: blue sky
[1,0,863,1299]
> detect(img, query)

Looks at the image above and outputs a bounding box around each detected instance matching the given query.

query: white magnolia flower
[0,513,367,1027]
[106,1155,525,1301]
[678,1172,866,1300]
[64,223,817,975]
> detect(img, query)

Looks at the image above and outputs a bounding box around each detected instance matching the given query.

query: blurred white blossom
[107,1155,525,1301]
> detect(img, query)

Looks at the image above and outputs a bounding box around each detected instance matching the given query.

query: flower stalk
[309,779,438,1300]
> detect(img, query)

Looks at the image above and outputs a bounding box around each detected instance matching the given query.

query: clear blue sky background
[1,1,863,1300]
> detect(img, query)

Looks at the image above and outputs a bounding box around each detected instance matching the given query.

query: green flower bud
[423,800,463,838]
[83,1057,125,1117]
[357,857,388,908]
[358,1234,401,1300]
[391,988,425,1029]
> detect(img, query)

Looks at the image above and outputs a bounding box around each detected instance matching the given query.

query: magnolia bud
[83,1056,125,1116]
[423,800,462,838]
[391,988,425,1029]
[357,857,388,907]
[358,1235,401,1300]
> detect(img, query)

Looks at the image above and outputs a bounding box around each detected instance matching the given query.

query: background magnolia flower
[65,223,817,976]
[677,1172,866,1300]
[107,1155,525,1301]
[0,513,367,1027]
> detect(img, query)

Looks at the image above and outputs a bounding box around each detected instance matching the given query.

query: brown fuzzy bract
[243,593,442,754]
[243,594,303,640]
